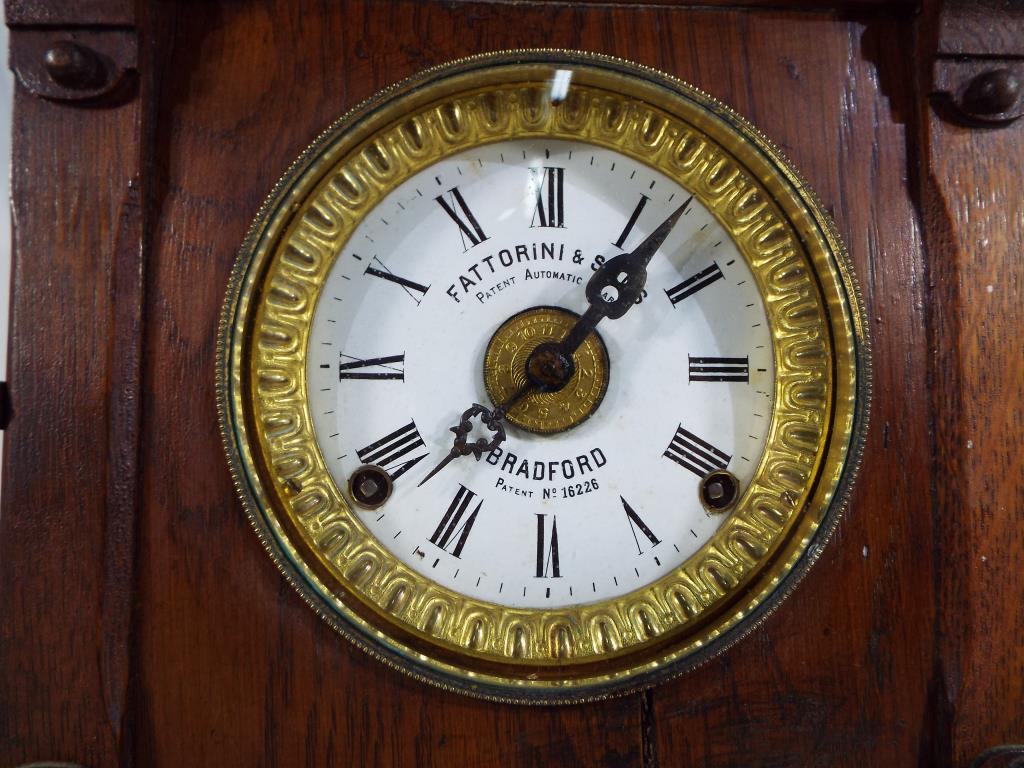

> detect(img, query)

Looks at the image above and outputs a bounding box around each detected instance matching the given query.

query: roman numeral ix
[663,425,731,477]
[688,355,749,383]
[338,352,405,381]
[535,514,561,578]
[435,186,488,250]
[530,167,565,228]
[356,420,428,481]
[665,262,724,306]
[428,485,482,558]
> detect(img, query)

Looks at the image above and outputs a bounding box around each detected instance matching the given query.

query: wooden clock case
[0,1,1020,766]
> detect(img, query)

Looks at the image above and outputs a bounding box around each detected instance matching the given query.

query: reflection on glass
[549,69,572,104]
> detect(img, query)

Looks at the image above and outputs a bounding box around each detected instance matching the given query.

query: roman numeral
[530,167,565,228]
[613,194,649,248]
[663,425,731,477]
[535,514,561,578]
[665,262,724,306]
[356,420,427,481]
[428,485,482,558]
[688,355,749,383]
[435,187,488,250]
[338,353,405,381]
[365,257,429,304]
[621,496,661,555]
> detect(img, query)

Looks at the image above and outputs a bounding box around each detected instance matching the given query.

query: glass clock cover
[219,51,869,702]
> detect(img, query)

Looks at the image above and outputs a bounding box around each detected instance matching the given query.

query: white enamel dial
[307,138,774,609]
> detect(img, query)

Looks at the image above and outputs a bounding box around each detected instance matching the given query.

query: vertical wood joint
[641,688,659,768]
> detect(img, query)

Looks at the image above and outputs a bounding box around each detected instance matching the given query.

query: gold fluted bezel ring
[217,50,871,703]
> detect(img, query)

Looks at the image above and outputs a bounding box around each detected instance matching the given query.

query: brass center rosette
[483,306,609,434]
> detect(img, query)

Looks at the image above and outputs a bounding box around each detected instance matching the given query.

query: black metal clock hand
[422,198,693,485]
[562,195,692,353]
[416,381,535,488]
[523,197,692,393]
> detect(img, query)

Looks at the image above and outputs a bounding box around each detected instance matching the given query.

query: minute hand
[559,196,692,355]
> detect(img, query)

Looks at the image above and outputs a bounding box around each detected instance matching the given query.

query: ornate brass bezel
[218,51,870,703]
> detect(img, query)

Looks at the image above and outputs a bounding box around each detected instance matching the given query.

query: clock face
[306,138,774,609]
[220,52,869,702]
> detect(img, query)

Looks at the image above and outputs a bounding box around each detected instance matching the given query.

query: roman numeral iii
[435,186,488,250]
[530,167,565,228]
[428,485,482,558]
[688,355,749,383]
[356,420,428,481]
[665,262,723,306]
[663,425,731,477]
[621,496,661,555]
[338,352,405,381]
[535,514,561,578]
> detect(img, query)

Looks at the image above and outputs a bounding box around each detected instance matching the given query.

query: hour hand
[417,404,507,487]
[585,196,692,319]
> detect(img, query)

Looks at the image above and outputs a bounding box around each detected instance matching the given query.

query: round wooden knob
[960,69,1020,117]
[43,41,103,90]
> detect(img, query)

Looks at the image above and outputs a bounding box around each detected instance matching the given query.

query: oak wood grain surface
[1,0,1021,766]
[0,71,142,766]
[920,66,1024,768]
[647,15,938,768]
[936,0,1024,56]
[4,0,134,25]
